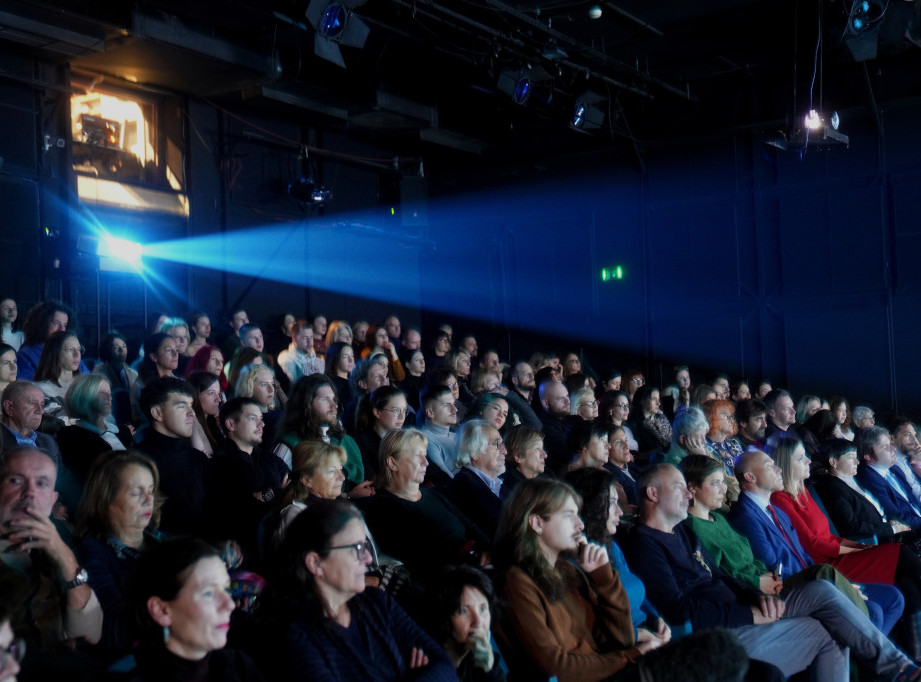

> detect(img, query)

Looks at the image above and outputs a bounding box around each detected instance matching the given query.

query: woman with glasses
[569,387,598,421]
[353,386,408,482]
[33,330,87,422]
[599,390,639,452]
[604,425,640,511]
[701,398,744,504]
[0,343,17,395]
[271,499,454,681]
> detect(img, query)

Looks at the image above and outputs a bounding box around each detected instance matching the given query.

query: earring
[163,626,170,644]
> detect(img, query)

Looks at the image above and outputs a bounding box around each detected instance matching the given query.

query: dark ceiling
[2,0,921,169]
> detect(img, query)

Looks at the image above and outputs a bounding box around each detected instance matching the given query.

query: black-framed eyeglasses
[0,637,25,669]
[327,537,373,561]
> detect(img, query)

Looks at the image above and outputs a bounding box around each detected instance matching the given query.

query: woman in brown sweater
[493,478,666,682]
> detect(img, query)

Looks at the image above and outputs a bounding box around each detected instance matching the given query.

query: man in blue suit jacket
[729,449,905,637]
[856,426,921,531]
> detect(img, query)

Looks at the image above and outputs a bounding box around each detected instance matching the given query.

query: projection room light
[305,0,370,68]
[569,91,606,132]
[844,0,886,61]
[804,109,841,132]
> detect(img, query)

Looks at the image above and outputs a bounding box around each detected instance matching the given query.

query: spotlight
[569,91,606,132]
[497,69,533,105]
[844,0,886,61]
[85,235,143,273]
[804,110,822,131]
[288,177,332,207]
[305,0,370,68]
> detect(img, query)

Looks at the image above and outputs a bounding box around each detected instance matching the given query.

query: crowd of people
[2,295,921,681]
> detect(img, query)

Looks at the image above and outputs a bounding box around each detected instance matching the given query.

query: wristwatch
[65,567,89,590]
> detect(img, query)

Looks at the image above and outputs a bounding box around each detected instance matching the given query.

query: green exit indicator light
[600,266,624,281]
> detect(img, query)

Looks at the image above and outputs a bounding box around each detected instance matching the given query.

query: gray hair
[569,387,595,416]
[456,419,492,467]
[671,406,708,446]
[852,405,874,422]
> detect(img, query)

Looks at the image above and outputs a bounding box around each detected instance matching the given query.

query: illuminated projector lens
[514,77,531,105]
[319,4,346,39]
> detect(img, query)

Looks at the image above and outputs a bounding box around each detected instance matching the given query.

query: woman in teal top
[565,467,670,637]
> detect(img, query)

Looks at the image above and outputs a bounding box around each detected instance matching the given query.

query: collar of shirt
[2,423,37,447]
[466,465,503,498]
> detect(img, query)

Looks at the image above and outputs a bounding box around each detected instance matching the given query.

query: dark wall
[420,104,921,414]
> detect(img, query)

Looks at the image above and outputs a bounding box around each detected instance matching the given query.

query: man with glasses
[0,381,60,464]
[448,420,506,538]
[210,397,289,562]
[538,379,572,476]
[853,406,876,432]
[420,384,459,485]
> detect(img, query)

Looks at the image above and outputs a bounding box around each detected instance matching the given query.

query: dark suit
[0,423,61,466]
[856,462,921,530]
[447,466,502,540]
[811,474,895,542]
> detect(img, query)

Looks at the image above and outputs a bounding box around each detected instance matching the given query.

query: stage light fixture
[288,176,332,208]
[844,0,886,61]
[569,91,606,132]
[497,68,533,105]
[305,0,370,68]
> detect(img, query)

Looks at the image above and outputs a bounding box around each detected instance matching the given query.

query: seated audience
[499,426,546,500]
[274,375,371,499]
[234,362,282,446]
[364,429,489,588]
[184,311,212,358]
[448,420,506,539]
[0,343,17,396]
[419,384,460,485]
[626,385,671,461]
[56,374,127,510]
[604,425,640,511]
[0,381,61,463]
[429,565,507,681]
[271,499,454,680]
[33,330,86,421]
[0,447,102,661]
[565,418,609,471]
[132,333,181,425]
[493,477,666,681]
[209,397,289,562]
[269,440,347,551]
[127,537,264,681]
[857,425,921,531]
[16,301,81,381]
[76,450,164,660]
[277,321,324,386]
[187,371,224,456]
[624,463,852,681]
[324,341,355,408]
[352,386,408,482]
[93,332,136,425]
[135,377,210,536]
[0,298,23,351]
